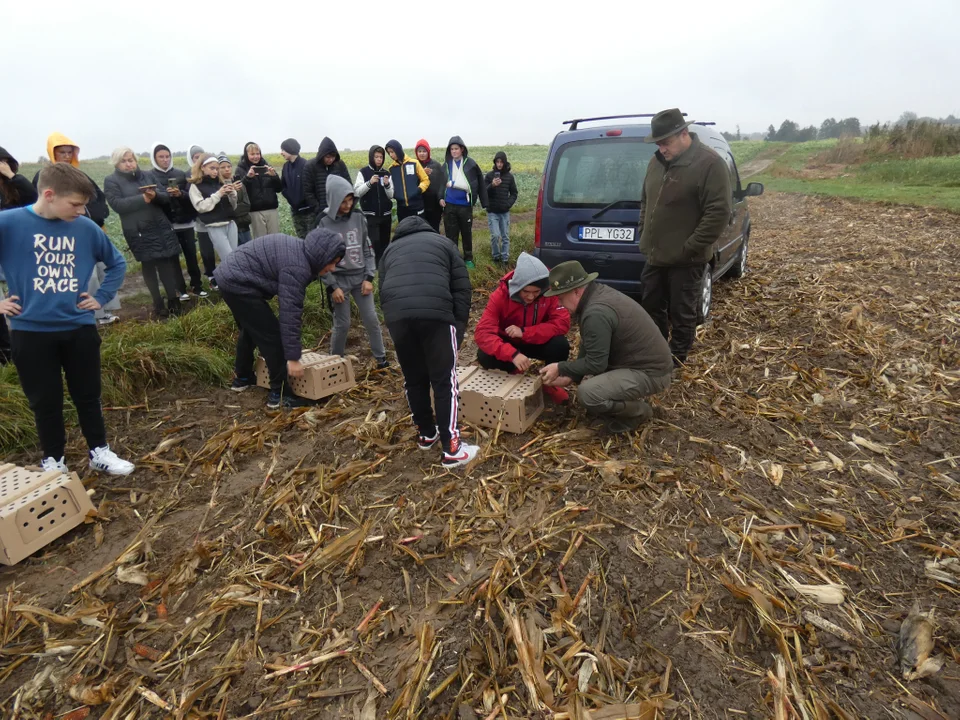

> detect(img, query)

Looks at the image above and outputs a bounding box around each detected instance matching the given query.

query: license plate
[578,226,635,242]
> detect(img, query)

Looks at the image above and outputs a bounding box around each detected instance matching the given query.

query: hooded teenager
[378,216,478,468]
[35,133,120,324]
[440,136,488,268]
[235,142,283,238]
[385,140,429,223]
[303,137,350,227]
[188,144,217,287]
[0,146,36,363]
[318,175,387,367]
[353,145,395,264]
[214,229,345,409]
[474,252,571,403]
[280,138,312,239]
[150,142,206,298]
[0,146,38,211]
[415,139,445,232]
[484,151,519,265]
[104,147,184,318]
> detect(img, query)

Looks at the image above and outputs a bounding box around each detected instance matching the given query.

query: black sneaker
[376,358,390,370]
[418,428,439,451]
[281,394,316,409]
[209,278,219,291]
[231,377,253,392]
[267,391,315,409]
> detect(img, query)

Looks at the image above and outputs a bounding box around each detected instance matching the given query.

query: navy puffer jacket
[214,229,346,360]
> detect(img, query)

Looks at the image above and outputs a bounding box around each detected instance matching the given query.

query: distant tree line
[720,111,960,144]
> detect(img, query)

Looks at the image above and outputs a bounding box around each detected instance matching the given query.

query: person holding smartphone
[151,142,207,299]
[188,154,239,264]
[353,145,394,264]
[235,142,282,238]
[218,154,253,245]
[415,140,445,233]
[484,151,519,266]
[104,147,183,318]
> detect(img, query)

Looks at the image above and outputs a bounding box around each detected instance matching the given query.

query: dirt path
[2,192,959,718]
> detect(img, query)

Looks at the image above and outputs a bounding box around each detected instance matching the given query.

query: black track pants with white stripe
[387,319,462,451]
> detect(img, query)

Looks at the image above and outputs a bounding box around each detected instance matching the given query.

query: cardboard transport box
[0,463,96,565]
[454,366,543,434]
[255,352,356,400]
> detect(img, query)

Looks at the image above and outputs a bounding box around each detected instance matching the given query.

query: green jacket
[558,282,673,382]
[638,134,732,267]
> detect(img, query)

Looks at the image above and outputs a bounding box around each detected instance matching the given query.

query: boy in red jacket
[474,252,571,402]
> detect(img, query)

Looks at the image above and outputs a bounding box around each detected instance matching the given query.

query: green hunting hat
[543,261,599,297]
[644,108,694,143]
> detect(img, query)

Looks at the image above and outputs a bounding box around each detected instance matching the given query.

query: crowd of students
[1,119,693,474]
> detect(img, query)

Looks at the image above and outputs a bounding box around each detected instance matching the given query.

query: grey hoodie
[507,252,550,299]
[319,175,375,287]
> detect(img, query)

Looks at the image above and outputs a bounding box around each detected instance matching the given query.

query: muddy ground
[1,192,958,719]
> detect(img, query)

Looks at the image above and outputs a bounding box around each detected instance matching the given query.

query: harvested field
[1,192,959,719]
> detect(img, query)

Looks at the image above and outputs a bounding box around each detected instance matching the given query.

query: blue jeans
[487,212,510,262]
[238,228,253,246]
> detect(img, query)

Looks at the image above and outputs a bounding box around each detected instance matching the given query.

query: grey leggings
[206,222,238,261]
[329,274,385,360]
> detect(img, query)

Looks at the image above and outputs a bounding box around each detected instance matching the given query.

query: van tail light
[606,129,623,136]
[534,173,545,248]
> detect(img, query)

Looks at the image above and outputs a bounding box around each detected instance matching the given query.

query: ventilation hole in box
[38,525,44,532]
[62,500,67,505]
[61,513,67,518]
[29,507,35,513]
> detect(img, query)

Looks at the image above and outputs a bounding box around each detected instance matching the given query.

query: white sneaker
[97,314,120,326]
[179,293,192,302]
[89,446,135,476]
[194,290,209,298]
[40,456,69,473]
[442,439,480,468]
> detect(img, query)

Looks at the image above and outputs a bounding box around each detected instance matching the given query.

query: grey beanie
[281,138,301,155]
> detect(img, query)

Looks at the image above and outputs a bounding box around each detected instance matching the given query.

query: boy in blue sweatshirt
[0,163,135,475]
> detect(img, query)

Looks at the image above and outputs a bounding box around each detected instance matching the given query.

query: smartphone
[138,184,157,191]
[494,172,501,179]
[166,178,178,189]
[255,166,268,174]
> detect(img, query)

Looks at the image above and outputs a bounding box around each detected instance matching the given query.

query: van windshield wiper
[592,199,640,220]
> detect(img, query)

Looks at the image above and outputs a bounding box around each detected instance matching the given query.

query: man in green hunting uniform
[639,108,732,365]
[539,261,673,433]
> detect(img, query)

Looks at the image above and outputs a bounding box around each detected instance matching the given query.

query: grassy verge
[744,137,960,213]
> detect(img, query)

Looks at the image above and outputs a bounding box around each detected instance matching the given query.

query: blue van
[533,114,763,321]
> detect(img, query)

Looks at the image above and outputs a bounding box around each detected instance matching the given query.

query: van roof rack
[563,113,686,131]
[694,121,716,126]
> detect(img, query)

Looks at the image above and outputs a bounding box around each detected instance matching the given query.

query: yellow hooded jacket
[37,132,110,225]
[46,132,81,166]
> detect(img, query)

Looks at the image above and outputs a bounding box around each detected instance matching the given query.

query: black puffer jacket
[235,142,282,212]
[151,166,197,225]
[0,146,38,210]
[378,217,472,336]
[103,168,179,262]
[303,137,351,220]
[484,151,519,214]
[214,229,345,361]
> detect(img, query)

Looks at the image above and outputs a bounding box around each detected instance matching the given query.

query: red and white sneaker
[442,438,479,468]
[418,428,439,451]
[542,385,569,404]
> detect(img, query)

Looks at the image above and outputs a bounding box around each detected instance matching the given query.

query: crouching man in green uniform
[539,261,674,433]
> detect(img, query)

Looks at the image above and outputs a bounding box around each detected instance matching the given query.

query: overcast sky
[5,0,959,160]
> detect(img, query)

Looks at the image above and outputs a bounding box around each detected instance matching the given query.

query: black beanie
[281,138,301,155]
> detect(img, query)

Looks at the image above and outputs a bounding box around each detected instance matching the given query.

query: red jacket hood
[415,138,431,162]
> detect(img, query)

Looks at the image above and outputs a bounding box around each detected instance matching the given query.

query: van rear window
[549,139,656,207]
